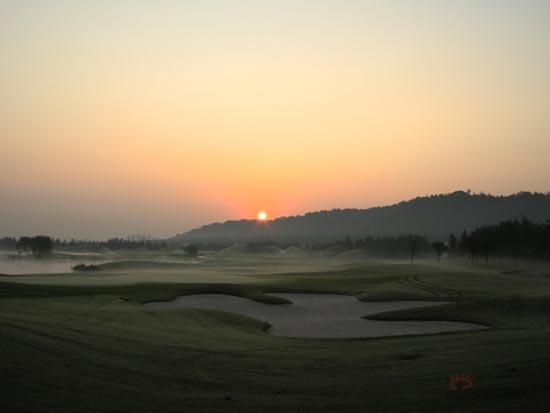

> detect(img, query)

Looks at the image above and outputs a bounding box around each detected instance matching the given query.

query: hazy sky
[1,1,549,239]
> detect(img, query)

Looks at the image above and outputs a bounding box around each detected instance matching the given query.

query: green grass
[1,257,550,412]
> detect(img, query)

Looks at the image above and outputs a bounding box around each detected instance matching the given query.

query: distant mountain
[172,191,550,243]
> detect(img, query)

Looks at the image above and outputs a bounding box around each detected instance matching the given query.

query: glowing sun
[257,211,268,221]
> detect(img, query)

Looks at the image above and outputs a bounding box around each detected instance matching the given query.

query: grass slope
[1,258,550,412]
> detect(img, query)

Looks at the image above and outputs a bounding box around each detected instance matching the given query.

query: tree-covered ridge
[174,191,550,243]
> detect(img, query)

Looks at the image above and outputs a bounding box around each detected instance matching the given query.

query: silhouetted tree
[15,236,52,256]
[448,233,458,256]
[30,236,53,256]
[458,230,468,258]
[465,235,481,263]
[409,237,418,264]
[431,241,447,263]
[16,237,32,255]
[477,227,495,265]
[344,236,353,250]
[183,243,198,257]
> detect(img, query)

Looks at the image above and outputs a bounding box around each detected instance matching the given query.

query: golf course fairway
[1,257,550,412]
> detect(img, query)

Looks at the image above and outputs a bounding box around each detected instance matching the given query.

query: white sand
[146,293,486,338]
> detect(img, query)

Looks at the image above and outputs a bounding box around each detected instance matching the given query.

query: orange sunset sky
[1,1,549,239]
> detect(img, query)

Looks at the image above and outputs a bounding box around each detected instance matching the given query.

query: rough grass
[1,257,550,412]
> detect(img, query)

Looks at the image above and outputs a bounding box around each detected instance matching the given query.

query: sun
[257,211,267,221]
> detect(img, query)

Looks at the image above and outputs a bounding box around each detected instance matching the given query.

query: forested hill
[172,191,550,244]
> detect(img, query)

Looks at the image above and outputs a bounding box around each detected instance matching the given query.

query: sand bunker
[146,293,486,338]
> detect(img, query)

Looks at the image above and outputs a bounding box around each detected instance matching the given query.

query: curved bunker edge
[144,292,488,339]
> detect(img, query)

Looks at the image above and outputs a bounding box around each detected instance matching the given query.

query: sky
[1,0,549,239]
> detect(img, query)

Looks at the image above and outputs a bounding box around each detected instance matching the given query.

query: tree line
[1,236,171,254]
[350,216,550,264]
[0,237,17,249]
[446,216,550,264]
[3,235,200,258]
[354,235,431,260]
[2,215,549,262]
[56,237,171,251]
[15,236,54,256]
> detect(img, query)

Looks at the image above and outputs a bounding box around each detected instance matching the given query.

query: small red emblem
[449,373,475,391]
